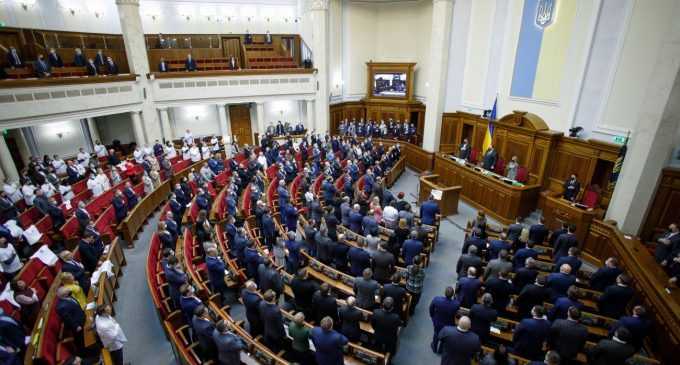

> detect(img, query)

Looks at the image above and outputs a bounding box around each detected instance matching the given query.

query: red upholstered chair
[469,149,479,164]
[494,158,506,175]
[581,186,600,208]
[516,166,528,183]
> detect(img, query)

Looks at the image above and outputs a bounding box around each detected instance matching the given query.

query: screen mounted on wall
[373,72,407,97]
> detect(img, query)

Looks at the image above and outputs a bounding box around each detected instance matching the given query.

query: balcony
[0,75,143,126]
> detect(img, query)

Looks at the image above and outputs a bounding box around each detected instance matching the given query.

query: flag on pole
[482,97,498,152]
[609,131,630,191]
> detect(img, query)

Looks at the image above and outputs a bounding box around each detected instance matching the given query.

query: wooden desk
[542,194,597,249]
[418,174,461,216]
[433,154,541,224]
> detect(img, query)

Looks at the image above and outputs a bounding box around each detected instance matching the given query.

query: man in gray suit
[353,268,380,310]
[483,249,513,281]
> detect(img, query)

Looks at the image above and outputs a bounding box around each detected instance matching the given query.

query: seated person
[86,58,98,76]
[73,48,86,66]
[34,54,51,78]
[106,56,119,75]
[158,57,169,72]
[185,54,197,71]
[48,48,63,67]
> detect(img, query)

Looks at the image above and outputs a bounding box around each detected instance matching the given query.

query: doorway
[229,105,253,146]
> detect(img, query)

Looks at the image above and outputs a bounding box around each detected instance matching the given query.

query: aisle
[389,169,498,364]
[115,212,177,365]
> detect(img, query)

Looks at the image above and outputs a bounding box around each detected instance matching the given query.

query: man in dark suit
[212,319,246,365]
[609,305,650,351]
[158,57,169,72]
[437,316,481,365]
[205,248,227,297]
[353,268,380,310]
[458,138,471,160]
[549,222,569,248]
[517,276,550,319]
[73,48,86,66]
[372,244,395,284]
[587,327,635,365]
[6,47,22,68]
[529,351,561,365]
[546,264,576,300]
[529,217,549,244]
[258,289,287,353]
[338,296,362,342]
[553,224,578,263]
[402,231,424,266]
[310,317,348,365]
[94,50,106,67]
[549,285,583,320]
[291,269,319,318]
[598,274,634,318]
[35,54,51,78]
[348,240,372,277]
[123,182,138,209]
[549,307,588,364]
[78,233,103,273]
[555,247,582,273]
[482,145,497,170]
[513,305,551,361]
[462,228,486,254]
[349,204,363,233]
[371,297,402,354]
[75,201,91,230]
[112,190,128,223]
[0,306,26,355]
[241,281,263,337]
[456,267,482,309]
[507,217,524,246]
[257,260,283,297]
[86,58,98,76]
[56,287,86,353]
[420,195,440,226]
[185,54,197,71]
[46,197,66,228]
[47,48,63,67]
[469,293,497,344]
[382,273,407,316]
[164,256,188,307]
[312,283,338,324]
[562,174,581,202]
[655,223,680,265]
[484,269,513,312]
[589,257,623,292]
[514,257,539,293]
[429,286,460,352]
[191,305,217,361]
[229,55,237,70]
[106,57,119,75]
[0,191,18,222]
[513,240,539,270]
[59,250,90,293]
[457,245,482,277]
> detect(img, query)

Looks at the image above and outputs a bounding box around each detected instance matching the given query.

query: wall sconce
[58,0,79,16]
[266,17,271,22]
[19,0,37,11]
[88,3,105,18]
[57,132,63,139]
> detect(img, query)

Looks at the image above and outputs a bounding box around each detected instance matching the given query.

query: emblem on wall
[535,0,556,28]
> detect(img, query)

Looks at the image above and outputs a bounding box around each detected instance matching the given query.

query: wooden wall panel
[641,168,680,240]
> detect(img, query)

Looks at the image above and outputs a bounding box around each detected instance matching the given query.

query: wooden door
[222,37,242,68]
[229,105,253,146]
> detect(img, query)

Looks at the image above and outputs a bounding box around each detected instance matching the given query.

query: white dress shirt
[95,315,127,351]
[133,149,144,164]
[189,146,201,162]
[52,159,67,175]
[3,183,23,203]
[94,144,108,158]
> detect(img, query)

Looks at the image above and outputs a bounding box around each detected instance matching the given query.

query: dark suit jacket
[348,247,371,277]
[241,289,262,330]
[456,276,482,309]
[213,330,246,365]
[192,317,216,358]
[438,326,481,365]
[383,283,407,313]
[291,277,319,313]
[106,62,118,74]
[430,296,460,329]
[528,224,549,244]
[338,305,362,341]
[598,284,634,318]
[549,319,588,360]
[185,58,197,71]
[78,240,103,273]
[589,266,622,292]
[158,61,169,72]
[86,62,98,76]
[484,277,513,311]
[76,208,91,228]
[206,256,227,292]
[6,52,22,67]
[482,149,497,170]
[469,303,497,342]
[371,308,401,345]
[73,54,86,66]
[587,338,635,365]
[517,284,550,318]
[372,250,395,283]
[513,317,551,360]
[48,53,63,67]
[553,233,578,262]
[312,291,338,323]
[56,297,85,331]
[546,272,576,300]
[513,267,538,293]
[258,301,285,340]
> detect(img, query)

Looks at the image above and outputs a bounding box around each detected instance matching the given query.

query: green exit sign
[613,135,626,144]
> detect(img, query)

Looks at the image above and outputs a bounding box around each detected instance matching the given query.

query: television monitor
[373,72,407,97]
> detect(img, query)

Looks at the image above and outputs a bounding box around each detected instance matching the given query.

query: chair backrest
[516,166,528,183]
[470,149,479,164]
[494,158,506,175]
[581,189,599,208]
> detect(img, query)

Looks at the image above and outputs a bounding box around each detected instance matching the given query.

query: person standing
[288,312,314,365]
[429,286,460,352]
[311,317,348,365]
[212,320,247,365]
[95,304,128,365]
[371,297,402,355]
[437,316,481,365]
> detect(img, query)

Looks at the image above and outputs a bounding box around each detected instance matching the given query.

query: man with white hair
[437,315,481,364]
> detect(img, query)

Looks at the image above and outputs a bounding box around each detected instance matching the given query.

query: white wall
[32,120,87,158]
[263,100,303,125]
[170,104,221,138]
[95,113,135,145]
[339,0,432,100]
[0,0,300,35]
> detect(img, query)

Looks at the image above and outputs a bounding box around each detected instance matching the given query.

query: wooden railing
[582,220,680,364]
[118,181,171,245]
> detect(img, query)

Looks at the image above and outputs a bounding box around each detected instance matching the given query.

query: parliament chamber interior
[0,1,679,365]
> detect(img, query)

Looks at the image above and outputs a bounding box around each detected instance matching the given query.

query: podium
[418,174,462,217]
[542,194,598,247]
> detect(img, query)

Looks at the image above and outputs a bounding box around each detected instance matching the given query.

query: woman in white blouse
[142,172,154,195]
[189,144,201,162]
[110,168,122,186]
[58,183,74,201]
[94,140,108,158]
[164,142,177,160]
[21,182,36,206]
[51,155,67,175]
[87,175,104,197]
[0,238,23,277]
[95,304,128,365]
[96,168,111,191]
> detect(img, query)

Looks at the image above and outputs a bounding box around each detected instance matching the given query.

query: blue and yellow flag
[609,132,630,191]
[482,97,497,152]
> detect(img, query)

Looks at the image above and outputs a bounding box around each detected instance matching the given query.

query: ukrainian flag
[482,97,497,152]
[510,0,576,101]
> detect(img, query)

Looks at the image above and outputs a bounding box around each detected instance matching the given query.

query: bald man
[437,316,481,365]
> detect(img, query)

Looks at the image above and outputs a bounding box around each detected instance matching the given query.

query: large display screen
[373,72,407,97]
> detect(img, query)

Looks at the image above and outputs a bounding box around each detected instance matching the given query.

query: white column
[116,0,162,143]
[256,102,266,144]
[306,99,315,132]
[217,104,229,138]
[87,117,101,143]
[422,0,454,152]
[310,0,330,134]
[606,42,680,233]
[130,111,146,145]
[0,136,19,183]
[159,107,173,143]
